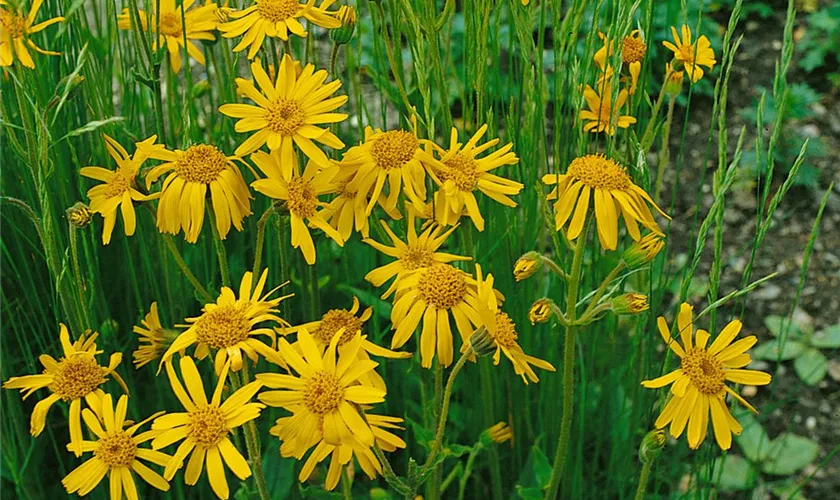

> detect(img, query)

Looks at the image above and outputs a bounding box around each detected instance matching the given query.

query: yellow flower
[219,55,347,161]
[117,0,218,72]
[282,296,412,390]
[329,4,356,45]
[662,25,716,83]
[622,232,664,268]
[485,421,513,444]
[219,0,341,58]
[664,62,685,96]
[251,151,344,264]
[641,303,772,450]
[594,29,646,95]
[66,202,92,228]
[0,0,63,68]
[3,324,126,456]
[363,214,470,299]
[61,394,172,499]
[469,265,555,383]
[542,154,669,250]
[427,125,522,231]
[152,357,264,500]
[610,293,649,315]
[134,302,179,369]
[513,251,541,281]
[161,269,291,375]
[80,135,160,245]
[140,137,252,244]
[256,328,386,456]
[579,83,636,135]
[528,298,554,324]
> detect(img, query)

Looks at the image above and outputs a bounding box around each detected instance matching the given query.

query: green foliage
[798,2,840,86]
[755,315,840,385]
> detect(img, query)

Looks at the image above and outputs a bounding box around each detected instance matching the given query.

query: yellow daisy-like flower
[117,0,218,73]
[542,154,669,250]
[363,215,470,299]
[321,161,402,241]
[2,324,125,456]
[0,0,63,68]
[662,25,716,83]
[140,137,252,244]
[152,357,264,500]
[160,269,291,375]
[282,296,412,390]
[219,0,341,58]
[469,265,555,384]
[219,55,347,161]
[642,303,771,450]
[80,135,160,245]
[594,29,646,95]
[251,152,344,264]
[133,302,179,369]
[579,83,636,135]
[256,328,386,456]
[427,125,523,232]
[62,394,172,499]
[342,122,439,215]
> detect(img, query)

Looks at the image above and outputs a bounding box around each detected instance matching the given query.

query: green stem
[68,225,91,329]
[209,208,231,288]
[275,215,291,319]
[340,467,353,500]
[544,219,589,500]
[231,364,270,500]
[372,0,414,117]
[457,447,480,500]
[161,234,213,303]
[427,361,444,500]
[654,95,676,205]
[329,43,340,77]
[639,68,673,152]
[580,261,625,319]
[540,256,569,281]
[252,207,274,280]
[633,460,653,500]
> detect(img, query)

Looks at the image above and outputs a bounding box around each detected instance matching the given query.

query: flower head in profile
[542,154,669,250]
[426,125,522,231]
[80,135,160,245]
[642,303,771,450]
[364,215,470,299]
[0,0,64,68]
[594,29,646,95]
[134,302,179,369]
[469,265,555,383]
[62,394,171,499]
[256,328,386,456]
[161,269,291,375]
[579,83,636,135]
[219,0,341,58]
[3,324,126,456]
[117,0,218,72]
[483,421,514,445]
[219,56,347,162]
[251,152,344,264]
[152,357,264,500]
[140,137,252,243]
[662,25,716,83]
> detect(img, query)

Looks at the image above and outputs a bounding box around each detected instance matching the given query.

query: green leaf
[516,486,544,500]
[761,433,820,476]
[763,315,802,338]
[809,324,840,349]
[405,416,434,451]
[752,339,806,361]
[734,412,772,463]
[443,443,474,458]
[711,454,758,491]
[794,349,827,386]
[60,117,125,140]
[531,446,552,488]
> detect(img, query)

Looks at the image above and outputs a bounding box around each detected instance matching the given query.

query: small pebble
[741,385,758,398]
[805,416,817,430]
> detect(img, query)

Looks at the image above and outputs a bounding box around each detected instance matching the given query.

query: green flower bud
[329,6,357,45]
[639,429,666,464]
[611,293,649,315]
[622,233,664,268]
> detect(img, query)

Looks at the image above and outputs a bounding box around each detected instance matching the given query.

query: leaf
[734,411,773,463]
[809,324,840,349]
[443,443,473,458]
[711,454,758,491]
[514,445,552,494]
[763,315,802,338]
[761,433,820,476]
[61,117,125,140]
[516,486,544,500]
[794,349,827,386]
[752,339,806,361]
[261,447,295,500]
[405,416,434,451]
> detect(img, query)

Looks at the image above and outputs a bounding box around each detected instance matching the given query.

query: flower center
[49,356,106,401]
[266,98,305,137]
[194,304,251,349]
[104,172,131,198]
[681,348,725,395]
[491,312,518,348]
[417,265,467,309]
[158,12,183,38]
[678,44,698,64]
[622,35,646,64]
[188,406,228,446]
[95,432,137,468]
[440,153,479,191]
[567,154,631,191]
[284,176,317,218]
[174,145,229,184]
[370,130,418,171]
[257,0,301,23]
[0,10,25,38]
[303,371,344,415]
[313,309,362,346]
[400,245,434,271]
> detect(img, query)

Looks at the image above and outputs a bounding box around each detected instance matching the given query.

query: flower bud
[639,429,666,464]
[481,422,513,445]
[664,63,684,96]
[468,326,496,357]
[513,251,541,281]
[622,233,664,269]
[610,293,649,315]
[66,202,92,228]
[329,6,357,45]
[528,298,554,325]
[48,74,85,110]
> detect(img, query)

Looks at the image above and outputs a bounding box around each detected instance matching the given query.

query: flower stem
[372,0,414,117]
[544,219,589,500]
[275,215,291,318]
[639,68,673,152]
[633,460,653,500]
[421,349,471,478]
[161,234,213,303]
[654,95,676,205]
[580,261,625,319]
[340,467,353,500]
[210,220,231,288]
[68,224,91,329]
[232,364,270,500]
[252,207,274,280]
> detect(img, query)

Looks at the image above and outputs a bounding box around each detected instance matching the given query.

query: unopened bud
[48,74,85,110]
[622,233,664,268]
[664,63,684,96]
[528,298,554,325]
[513,251,541,281]
[67,202,92,228]
[639,429,666,464]
[468,326,495,357]
[482,422,513,445]
[215,5,233,23]
[191,80,212,99]
[611,293,649,315]
[329,6,357,45]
